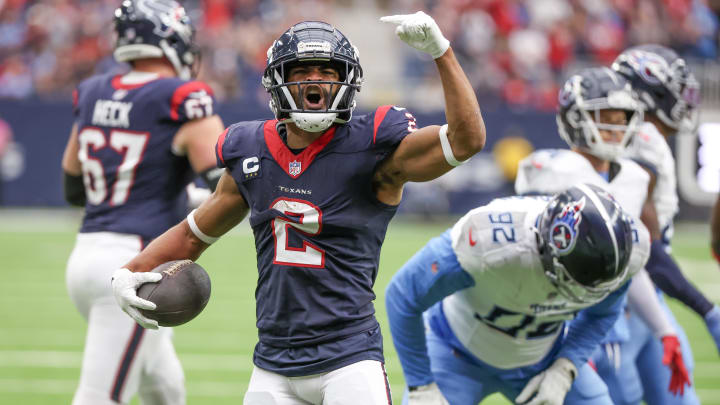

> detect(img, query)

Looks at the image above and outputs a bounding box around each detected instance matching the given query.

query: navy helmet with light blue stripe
[612,44,700,134]
[556,67,644,161]
[537,183,634,303]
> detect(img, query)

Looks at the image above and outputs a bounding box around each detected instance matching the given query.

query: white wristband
[187,209,219,244]
[438,124,465,166]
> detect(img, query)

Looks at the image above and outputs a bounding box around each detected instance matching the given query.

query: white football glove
[515,357,577,405]
[380,11,450,59]
[407,382,449,405]
[111,268,162,329]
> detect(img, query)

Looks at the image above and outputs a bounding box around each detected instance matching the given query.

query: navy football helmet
[612,44,700,134]
[262,21,363,132]
[113,0,198,80]
[557,67,643,161]
[536,183,634,303]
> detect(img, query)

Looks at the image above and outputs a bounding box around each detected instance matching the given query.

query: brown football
[137,260,211,327]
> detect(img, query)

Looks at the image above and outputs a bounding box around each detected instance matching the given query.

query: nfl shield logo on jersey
[289,160,302,177]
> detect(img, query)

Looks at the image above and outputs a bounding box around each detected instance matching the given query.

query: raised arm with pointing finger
[113,12,485,405]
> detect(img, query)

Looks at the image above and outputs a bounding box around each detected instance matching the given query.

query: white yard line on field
[0,350,253,371]
[0,378,249,397]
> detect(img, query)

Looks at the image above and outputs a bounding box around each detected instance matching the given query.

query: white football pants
[243,360,393,405]
[66,232,185,405]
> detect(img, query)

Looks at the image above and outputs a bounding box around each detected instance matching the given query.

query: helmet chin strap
[159,40,191,80]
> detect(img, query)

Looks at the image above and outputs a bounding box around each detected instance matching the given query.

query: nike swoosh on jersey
[469,228,477,246]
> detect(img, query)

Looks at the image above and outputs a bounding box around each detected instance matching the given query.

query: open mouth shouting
[301,84,328,110]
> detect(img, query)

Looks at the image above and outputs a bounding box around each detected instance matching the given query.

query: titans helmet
[612,44,700,134]
[113,0,198,80]
[557,67,644,161]
[262,21,363,132]
[537,183,634,303]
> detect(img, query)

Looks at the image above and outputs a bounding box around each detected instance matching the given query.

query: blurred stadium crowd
[0,0,718,110]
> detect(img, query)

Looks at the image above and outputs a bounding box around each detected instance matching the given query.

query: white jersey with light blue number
[515,149,649,219]
[445,196,649,369]
[624,122,678,240]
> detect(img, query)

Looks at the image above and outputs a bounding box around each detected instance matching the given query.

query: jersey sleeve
[72,78,93,121]
[215,121,264,171]
[165,80,217,123]
[626,216,651,280]
[515,149,575,195]
[515,149,609,196]
[72,88,80,118]
[557,281,629,370]
[449,200,538,275]
[385,231,475,387]
[371,105,417,158]
[626,124,664,175]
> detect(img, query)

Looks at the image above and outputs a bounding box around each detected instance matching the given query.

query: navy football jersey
[216,105,416,376]
[73,72,216,245]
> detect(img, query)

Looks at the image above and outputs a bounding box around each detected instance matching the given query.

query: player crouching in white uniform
[386,184,649,405]
[515,66,692,403]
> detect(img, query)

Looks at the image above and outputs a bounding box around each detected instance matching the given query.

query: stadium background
[1,0,719,403]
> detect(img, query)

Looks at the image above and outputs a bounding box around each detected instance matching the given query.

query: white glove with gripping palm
[515,357,577,405]
[380,11,450,59]
[407,382,449,405]
[111,268,162,329]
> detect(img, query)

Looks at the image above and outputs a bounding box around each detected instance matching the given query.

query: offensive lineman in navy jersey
[112,11,486,405]
[61,1,224,404]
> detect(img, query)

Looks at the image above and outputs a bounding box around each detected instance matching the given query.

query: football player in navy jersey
[61,1,224,404]
[112,11,486,405]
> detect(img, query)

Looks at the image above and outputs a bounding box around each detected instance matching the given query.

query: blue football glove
[704,305,720,355]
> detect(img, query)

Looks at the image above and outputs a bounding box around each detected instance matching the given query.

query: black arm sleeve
[646,240,714,317]
[63,172,86,206]
[198,167,223,192]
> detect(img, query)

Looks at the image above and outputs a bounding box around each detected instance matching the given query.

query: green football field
[1,209,719,404]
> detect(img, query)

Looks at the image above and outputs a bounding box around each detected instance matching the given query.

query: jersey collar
[264,120,336,179]
[111,71,161,90]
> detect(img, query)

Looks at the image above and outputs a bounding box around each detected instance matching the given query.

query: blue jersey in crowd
[216,105,415,376]
[73,72,216,245]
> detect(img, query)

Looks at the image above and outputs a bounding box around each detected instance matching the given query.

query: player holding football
[516,65,697,404]
[61,1,224,404]
[386,183,649,405]
[112,11,486,405]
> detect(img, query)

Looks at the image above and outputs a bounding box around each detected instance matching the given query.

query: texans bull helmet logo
[550,197,586,255]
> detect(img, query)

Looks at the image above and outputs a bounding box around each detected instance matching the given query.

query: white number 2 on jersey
[271,198,325,268]
[77,128,149,205]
